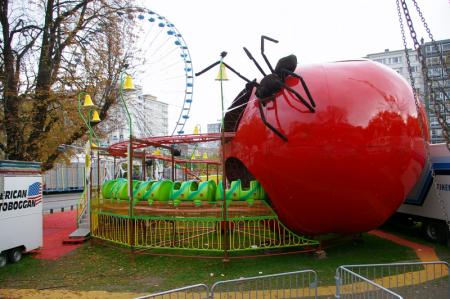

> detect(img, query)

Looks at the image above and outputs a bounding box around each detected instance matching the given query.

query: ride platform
[91,199,319,252]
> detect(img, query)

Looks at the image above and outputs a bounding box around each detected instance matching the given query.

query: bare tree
[0,0,138,169]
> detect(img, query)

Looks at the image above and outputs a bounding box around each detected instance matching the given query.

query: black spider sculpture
[195,36,316,142]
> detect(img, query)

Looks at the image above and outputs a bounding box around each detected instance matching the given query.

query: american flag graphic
[28,182,42,205]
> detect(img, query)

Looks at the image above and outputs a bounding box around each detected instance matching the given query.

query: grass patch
[0,233,418,293]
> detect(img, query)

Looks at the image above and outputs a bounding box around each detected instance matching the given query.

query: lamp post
[193,51,230,261]
[77,92,101,146]
[77,92,101,232]
[216,55,229,261]
[118,73,135,246]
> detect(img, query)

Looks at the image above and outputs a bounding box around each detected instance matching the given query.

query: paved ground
[0,289,144,299]
[370,230,439,261]
[34,210,82,260]
[43,192,81,212]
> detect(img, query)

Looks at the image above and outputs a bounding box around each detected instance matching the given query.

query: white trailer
[0,160,43,267]
[395,143,450,243]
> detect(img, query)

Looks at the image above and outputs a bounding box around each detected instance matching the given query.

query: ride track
[107,133,235,157]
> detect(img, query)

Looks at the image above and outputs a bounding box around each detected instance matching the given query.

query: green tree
[0,0,137,169]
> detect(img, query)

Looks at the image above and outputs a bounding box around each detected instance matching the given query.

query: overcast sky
[140,0,450,134]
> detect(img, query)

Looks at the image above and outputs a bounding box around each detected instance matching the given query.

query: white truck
[394,143,450,243]
[0,160,43,267]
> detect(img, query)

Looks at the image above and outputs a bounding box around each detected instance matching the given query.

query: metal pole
[152,159,155,180]
[171,150,175,181]
[77,92,102,236]
[88,127,93,236]
[97,150,100,204]
[77,92,91,136]
[216,165,219,185]
[113,156,116,178]
[128,141,134,247]
[218,59,229,261]
[118,72,134,249]
[142,150,146,180]
[206,163,209,181]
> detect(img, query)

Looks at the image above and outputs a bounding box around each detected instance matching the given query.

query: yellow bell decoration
[215,63,228,81]
[91,142,98,148]
[91,110,101,123]
[123,74,135,90]
[202,152,208,160]
[153,149,161,156]
[83,94,94,107]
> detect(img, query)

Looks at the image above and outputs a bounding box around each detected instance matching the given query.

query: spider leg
[195,60,220,77]
[272,98,284,133]
[282,83,315,113]
[243,47,266,76]
[261,35,278,74]
[258,99,288,142]
[281,91,307,114]
[195,59,253,84]
[246,79,260,89]
[222,62,253,83]
[281,69,316,108]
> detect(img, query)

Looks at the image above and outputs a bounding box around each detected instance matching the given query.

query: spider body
[241,36,316,141]
[255,54,297,99]
[255,74,282,100]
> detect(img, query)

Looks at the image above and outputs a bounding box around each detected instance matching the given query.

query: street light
[123,74,135,90]
[194,51,230,260]
[216,55,229,261]
[76,91,101,233]
[118,72,135,246]
[193,124,201,135]
[83,94,94,107]
[118,72,134,199]
[77,92,101,147]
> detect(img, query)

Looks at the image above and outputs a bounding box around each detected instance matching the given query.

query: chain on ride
[400,0,450,150]
[397,0,450,237]
[410,0,450,147]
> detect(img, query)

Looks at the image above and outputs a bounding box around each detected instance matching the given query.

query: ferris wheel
[124,9,194,136]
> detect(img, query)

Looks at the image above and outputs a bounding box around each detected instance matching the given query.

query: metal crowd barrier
[43,160,115,193]
[136,270,318,299]
[336,266,402,298]
[336,261,449,298]
[135,263,449,299]
[210,270,318,299]
[134,284,209,299]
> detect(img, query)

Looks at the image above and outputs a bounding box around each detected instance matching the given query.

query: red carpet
[34,210,82,260]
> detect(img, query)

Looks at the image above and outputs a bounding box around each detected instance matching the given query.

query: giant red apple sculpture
[223,58,428,235]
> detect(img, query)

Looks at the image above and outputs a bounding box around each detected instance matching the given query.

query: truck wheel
[0,254,6,267]
[8,248,22,263]
[422,221,448,244]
